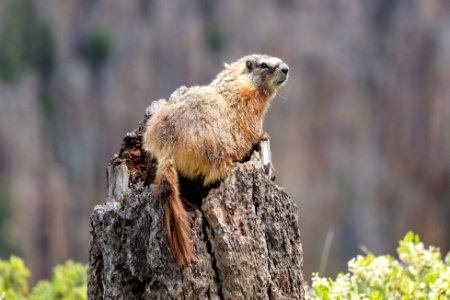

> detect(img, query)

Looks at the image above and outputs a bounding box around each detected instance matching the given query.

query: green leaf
[306,232,450,299]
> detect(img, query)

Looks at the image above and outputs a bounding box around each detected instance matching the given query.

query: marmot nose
[280,64,289,75]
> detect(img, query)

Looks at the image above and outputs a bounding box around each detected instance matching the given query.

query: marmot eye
[260,63,268,69]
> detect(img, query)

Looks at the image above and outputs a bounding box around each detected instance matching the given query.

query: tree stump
[88,90,305,299]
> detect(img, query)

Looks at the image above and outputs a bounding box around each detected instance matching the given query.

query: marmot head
[215,54,289,97]
[244,54,289,95]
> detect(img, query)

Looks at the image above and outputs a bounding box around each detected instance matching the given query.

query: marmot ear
[246,60,253,71]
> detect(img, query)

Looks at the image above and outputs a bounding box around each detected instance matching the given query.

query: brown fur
[154,157,192,264]
[143,54,289,264]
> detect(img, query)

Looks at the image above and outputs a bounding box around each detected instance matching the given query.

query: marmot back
[143,54,289,264]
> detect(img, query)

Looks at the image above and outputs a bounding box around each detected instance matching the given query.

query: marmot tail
[155,156,192,265]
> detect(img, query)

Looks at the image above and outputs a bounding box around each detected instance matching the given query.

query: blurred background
[0,0,449,284]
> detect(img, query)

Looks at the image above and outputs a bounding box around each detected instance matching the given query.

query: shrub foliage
[307,232,450,299]
[0,0,57,82]
[0,257,86,300]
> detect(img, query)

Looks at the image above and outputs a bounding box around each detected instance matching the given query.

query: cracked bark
[88,89,305,299]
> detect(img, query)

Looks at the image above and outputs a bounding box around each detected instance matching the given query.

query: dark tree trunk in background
[88,94,304,299]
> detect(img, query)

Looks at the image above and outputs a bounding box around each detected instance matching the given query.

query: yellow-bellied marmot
[143,54,289,265]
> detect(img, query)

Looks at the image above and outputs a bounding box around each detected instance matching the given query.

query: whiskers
[277,93,289,101]
[276,74,295,101]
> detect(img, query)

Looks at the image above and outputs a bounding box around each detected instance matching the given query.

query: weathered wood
[88,91,304,299]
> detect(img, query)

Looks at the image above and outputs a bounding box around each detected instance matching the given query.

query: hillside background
[0,0,449,284]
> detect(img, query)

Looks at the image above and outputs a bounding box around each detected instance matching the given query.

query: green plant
[82,27,113,68]
[206,23,226,54]
[0,257,87,300]
[0,184,15,257]
[307,232,450,299]
[0,0,57,82]
[28,261,87,300]
[0,256,30,299]
[33,22,57,79]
